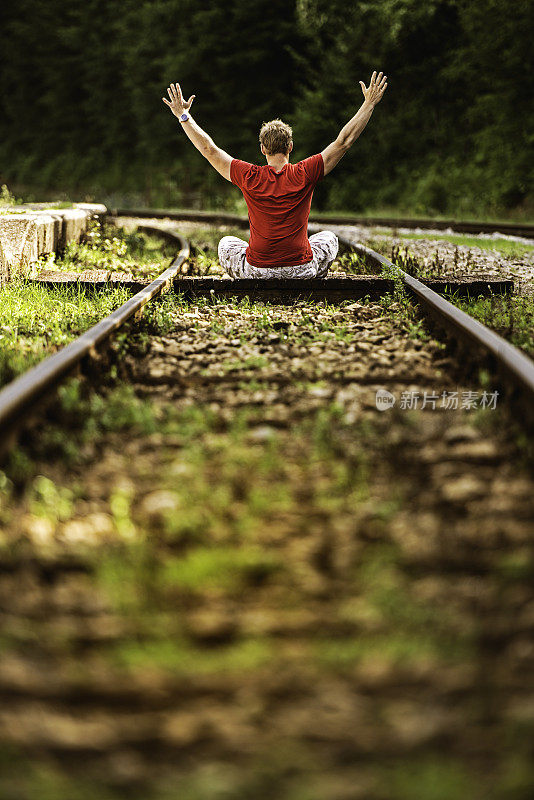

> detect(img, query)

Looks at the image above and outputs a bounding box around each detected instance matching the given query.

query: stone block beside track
[0,203,107,281]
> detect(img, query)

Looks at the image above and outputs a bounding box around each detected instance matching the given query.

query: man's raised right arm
[321,71,387,176]
[162,82,233,181]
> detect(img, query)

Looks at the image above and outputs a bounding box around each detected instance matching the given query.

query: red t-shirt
[230,153,324,268]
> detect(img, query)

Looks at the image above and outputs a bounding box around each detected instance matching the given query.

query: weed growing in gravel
[1,380,160,485]
[221,355,270,372]
[189,251,222,276]
[29,475,74,522]
[383,241,534,354]
[449,293,534,357]
[161,546,282,592]
[139,291,178,335]
[38,217,175,279]
[375,272,434,343]
[334,250,377,275]
[112,634,273,676]
[85,385,159,436]
[181,225,248,256]
[389,243,480,280]
[108,293,179,364]
[379,757,478,800]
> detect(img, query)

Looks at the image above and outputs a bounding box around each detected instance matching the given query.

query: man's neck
[265,153,289,171]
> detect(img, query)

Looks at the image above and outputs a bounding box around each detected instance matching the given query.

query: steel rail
[0,229,189,453]
[1,211,533,459]
[112,208,534,240]
[337,235,534,426]
[116,213,533,424]
[114,212,534,418]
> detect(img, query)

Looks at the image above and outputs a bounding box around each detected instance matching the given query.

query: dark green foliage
[0,0,532,215]
[293,0,534,215]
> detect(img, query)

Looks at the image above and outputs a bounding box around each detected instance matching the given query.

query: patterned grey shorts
[218,230,339,279]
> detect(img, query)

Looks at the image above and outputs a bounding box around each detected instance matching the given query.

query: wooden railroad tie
[32,271,513,303]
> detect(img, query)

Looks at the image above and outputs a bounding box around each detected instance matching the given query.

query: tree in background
[293,0,533,215]
[0,0,532,215]
[294,0,466,213]
[0,0,304,207]
[452,0,534,210]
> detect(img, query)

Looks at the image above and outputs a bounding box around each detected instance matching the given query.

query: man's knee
[322,231,339,259]
[218,236,234,260]
[311,230,339,262]
[311,230,338,256]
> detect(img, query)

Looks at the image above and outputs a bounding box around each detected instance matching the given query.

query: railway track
[0,227,189,458]
[333,231,534,429]
[112,207,534,240]
[0,214,533,452]
[0,216,533,453]
[122,211,534,430]
[0,217,533,798]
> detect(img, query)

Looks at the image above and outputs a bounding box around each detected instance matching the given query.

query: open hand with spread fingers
[359,71,388,106]
[162,82,196,118]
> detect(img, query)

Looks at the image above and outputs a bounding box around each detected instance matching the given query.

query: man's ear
[289,142,294,154]
[260,143,266,155]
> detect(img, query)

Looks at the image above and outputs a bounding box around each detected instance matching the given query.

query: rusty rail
[114,210,534,424]
[0,228,189,455]
[340,236,534,428]
[112,207,534,240]
[1,212,534,456]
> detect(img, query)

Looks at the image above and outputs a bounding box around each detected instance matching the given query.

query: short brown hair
[259,119,293,156]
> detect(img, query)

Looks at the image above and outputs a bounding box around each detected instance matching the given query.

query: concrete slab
[20,202,107,219]
[0,213,58,280]
[74,202,108,219]
[54,208,90,249]
[0,204,108,281]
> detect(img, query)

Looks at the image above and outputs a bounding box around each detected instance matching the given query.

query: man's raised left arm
[162,83,233,182]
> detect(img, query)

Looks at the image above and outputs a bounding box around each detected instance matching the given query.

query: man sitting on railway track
[162,71,387,279]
